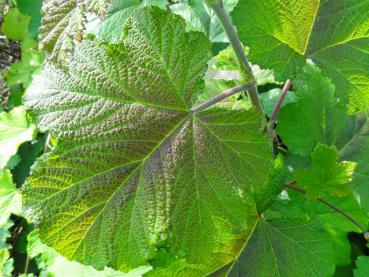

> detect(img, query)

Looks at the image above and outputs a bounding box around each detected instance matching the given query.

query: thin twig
[269,79,292,127]
[191,85,252,114]
[285,181,369,237]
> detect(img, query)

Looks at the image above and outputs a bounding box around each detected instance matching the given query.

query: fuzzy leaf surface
[232,0,369,112]
[23,7,273,274]
[39,0,109,63]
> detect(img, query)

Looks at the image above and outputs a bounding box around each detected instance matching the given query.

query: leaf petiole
[286,181,369,239]
[191,85,252,114]
[269,79,292,127]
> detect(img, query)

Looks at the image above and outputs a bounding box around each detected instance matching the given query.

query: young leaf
[232,0,369,113]
[23,7,273,273]
[0,107,36,168]
[294,144,356,199]
[277,62,346,156]
[354,256,369,277]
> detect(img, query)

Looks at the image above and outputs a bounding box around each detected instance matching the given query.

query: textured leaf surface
[27,230,152,277]
[23,7,273,273]
[232,0,369,112]
[0,107,36,168]
[277,62,346,156]
[39,0,86,62]
[218,216,336,277]
[294,144,356,199]
[39,0,109,63]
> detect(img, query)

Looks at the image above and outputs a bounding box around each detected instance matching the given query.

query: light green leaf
[1,8,31,41]
[27,230,152,277]
[218,216,336,277]
[6,37,44,88]
[277,61,346,156]
[0,249,14,277]
[0,107,36,169]
[23,7,273,274]
[294,144,356,199]
[232,0,369,113]
[354,256,369,277]
[0,170,22,225]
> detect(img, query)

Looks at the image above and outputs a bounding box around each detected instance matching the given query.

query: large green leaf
[0,107,36,169]
[215,216,336,277]
[232,0,369,113]
[23,7,273,274]
[277,62,346,156]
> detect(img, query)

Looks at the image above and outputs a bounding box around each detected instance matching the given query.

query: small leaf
[294,144,356,199]
[354,256,369,277]
[0,107,36,169]
[1,8,31,41]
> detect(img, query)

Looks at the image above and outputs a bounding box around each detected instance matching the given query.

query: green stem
[206,1,264,112]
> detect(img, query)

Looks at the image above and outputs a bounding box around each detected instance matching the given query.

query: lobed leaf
[23,7,273,274]
[294,143,356,199]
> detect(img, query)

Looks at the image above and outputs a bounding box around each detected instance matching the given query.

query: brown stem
[269,79,292,127]
[285,181,369,237]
